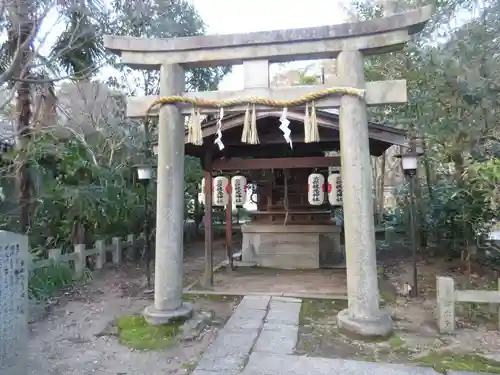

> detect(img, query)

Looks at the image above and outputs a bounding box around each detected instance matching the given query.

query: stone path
[191,295,496,375]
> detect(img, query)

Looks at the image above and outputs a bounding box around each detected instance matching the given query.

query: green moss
[182,361,197,371]
[299,299,348,325]
[386,334,411,354]
[302,339,315,353]
[380,290,397,304]
[116,315,182,351]
[416,351,500,374]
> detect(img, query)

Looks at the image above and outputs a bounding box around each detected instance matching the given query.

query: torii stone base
[144,303,194,326]
[337,309,393,340]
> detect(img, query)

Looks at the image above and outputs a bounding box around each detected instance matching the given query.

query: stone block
[0,231,29,375]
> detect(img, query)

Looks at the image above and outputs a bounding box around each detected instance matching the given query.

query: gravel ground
[27,241,231,375]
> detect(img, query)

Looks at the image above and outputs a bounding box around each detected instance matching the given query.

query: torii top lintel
[103,5,433,69]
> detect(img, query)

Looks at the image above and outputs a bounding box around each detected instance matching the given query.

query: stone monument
[104,5,433,338]
[0,231,29,375]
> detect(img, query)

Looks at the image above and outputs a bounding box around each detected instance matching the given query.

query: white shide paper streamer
[214,107,225,150]
[279,107,293,149]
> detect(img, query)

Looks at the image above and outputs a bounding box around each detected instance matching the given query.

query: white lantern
[199,178,206,205]
[231,175,247,207]
[328,173,343,206]
[213,176,229,207]
[307,173,325,206]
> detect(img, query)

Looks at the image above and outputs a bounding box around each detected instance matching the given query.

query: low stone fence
[437,276,500,333]
[29,233,145,278]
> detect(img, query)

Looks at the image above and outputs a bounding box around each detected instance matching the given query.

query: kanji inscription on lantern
[308,173,325,206]
[213,176,229,207]
[0,231,29,375]
[231,176,247,207]
[312,177,320,202]
[328,173,343,206]
[336,175,343,203]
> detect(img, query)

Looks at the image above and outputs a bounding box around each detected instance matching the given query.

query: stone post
[436,276,455,333]
[336,49,392,339]
[143,63,193,325]
[95,240,105,270]
[112,237,122,264]
[0,231,29,375]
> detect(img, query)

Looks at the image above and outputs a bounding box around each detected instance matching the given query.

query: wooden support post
[265,170,273,211]
[203,157,213,288]
[73,244,86,279]
[95,240,105,269]
[226,182,233,270]
[112,237,122,264]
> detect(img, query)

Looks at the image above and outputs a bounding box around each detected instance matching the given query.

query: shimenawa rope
[146,86,366,146]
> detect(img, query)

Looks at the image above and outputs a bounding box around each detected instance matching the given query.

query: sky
[184,0,349,90]
[33,0,349,91]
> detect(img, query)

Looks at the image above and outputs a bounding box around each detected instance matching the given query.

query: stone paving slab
[271,296,302,303]
[241,352,440,375]
[446,372,497,375]
[253,324,298,355]
[192,295,270,374]
[225,307,267,331]
[265,303,301,326]
[196,351,248,373]
[237,295,271,310]
[191,369,240,375]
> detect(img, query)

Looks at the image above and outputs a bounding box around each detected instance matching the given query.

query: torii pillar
[103,4,433,335]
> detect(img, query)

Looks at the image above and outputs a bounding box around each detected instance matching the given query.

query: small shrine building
[187,108,406,276]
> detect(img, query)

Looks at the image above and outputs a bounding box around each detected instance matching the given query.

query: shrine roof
[184,109,407,158]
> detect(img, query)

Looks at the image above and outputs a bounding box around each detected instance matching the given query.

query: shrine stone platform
[241,224,342,269]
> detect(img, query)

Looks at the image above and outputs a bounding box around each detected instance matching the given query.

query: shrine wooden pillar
[202,155,213,288]
[226,183,233,270]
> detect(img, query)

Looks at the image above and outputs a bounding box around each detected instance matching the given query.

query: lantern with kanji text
[213,176,229,207]
[307,173,325,206]
[231,175,247,207]
[328,173,343,206]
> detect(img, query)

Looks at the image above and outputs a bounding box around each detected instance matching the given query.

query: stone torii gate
[104,5,432,339]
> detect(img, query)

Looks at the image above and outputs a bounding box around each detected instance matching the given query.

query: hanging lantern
[328,173,343,206]
[307,173,325,206]
[199,178,206,205]
[213,176,229,207]
[231,175,247,207]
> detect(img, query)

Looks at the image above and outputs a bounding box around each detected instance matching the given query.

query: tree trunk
[452,150,465,187]
[12,3,34,234]
[16,79,32,234]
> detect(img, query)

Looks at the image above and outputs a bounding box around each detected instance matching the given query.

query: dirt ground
[296,255,500,372]
[27,240,236,375]
[191,266,347,296]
